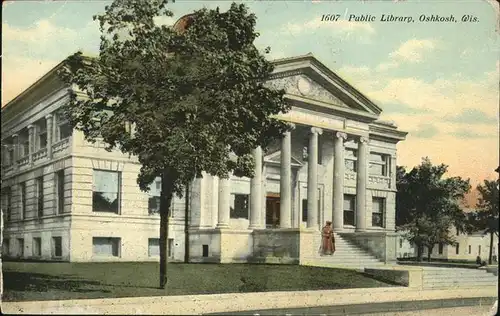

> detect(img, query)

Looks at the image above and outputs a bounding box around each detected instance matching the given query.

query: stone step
[423,281,498,288]
[422,276,498,283]
[422,271,492,277]
[423,278,498,284]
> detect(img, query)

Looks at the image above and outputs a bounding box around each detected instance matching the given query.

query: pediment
[264,150,303,167]
[265,74,347,108]
[267,54,382,116]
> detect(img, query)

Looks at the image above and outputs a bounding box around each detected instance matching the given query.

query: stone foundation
[250,228,300,264]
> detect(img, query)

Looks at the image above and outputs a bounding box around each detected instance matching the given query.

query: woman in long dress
[320,221,336,256]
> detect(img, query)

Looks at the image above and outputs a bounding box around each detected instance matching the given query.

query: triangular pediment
[264,150,303,167]
[267,54,382,116]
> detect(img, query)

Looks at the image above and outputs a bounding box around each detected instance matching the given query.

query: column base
[356,228,367,232]
[216,224,230,229]
[248,225,264,230]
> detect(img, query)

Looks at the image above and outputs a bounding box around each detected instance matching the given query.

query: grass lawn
[2,262,397,302]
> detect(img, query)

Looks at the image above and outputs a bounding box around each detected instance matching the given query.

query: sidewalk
[2,286,498,315]
[210,297,497,315]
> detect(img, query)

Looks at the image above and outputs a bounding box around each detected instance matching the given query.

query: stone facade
[1,54,407,264]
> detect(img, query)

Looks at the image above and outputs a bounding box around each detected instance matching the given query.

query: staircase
[419,266,499,289]
[302,233,388,270]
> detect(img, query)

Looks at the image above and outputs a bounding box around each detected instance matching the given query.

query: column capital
[45,114,53,120]
[335,132,347,140]
[11,133,19,138]
[27,124,35,130]
[310,127,323,135]
[287,123,296,130]
[359,136,369,144]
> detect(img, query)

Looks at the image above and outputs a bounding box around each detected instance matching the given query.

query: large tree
[395,157,471,261]
[58,0,290,289]
[467,179,499,264]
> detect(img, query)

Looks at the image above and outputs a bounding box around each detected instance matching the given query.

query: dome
[172,14,195,33]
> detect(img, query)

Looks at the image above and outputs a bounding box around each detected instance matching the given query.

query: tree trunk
[488,231,494,265]
[184,183,190,263]
[427,246,433,262]
[159,172,174,290]
[416,244,423,262]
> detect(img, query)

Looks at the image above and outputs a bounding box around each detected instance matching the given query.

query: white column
[356,136,368,232]
[46,114,53,159]
[280,129,292,228]
[307,127,322,229]
[28,125,34,165]
[249,146,263,229]
[217,176,231,228]
[333,132,347,230]
[189,177,202,228]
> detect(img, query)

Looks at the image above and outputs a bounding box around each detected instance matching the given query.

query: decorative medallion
[297,77,312,96]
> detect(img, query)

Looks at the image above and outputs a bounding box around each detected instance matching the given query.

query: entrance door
[266,195,280,228]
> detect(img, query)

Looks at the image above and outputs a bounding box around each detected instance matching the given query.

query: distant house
[420,226,498,262]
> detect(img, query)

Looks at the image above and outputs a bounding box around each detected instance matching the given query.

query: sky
[2,0,499,193]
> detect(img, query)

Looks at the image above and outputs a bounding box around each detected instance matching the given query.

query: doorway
[266,194,280,228]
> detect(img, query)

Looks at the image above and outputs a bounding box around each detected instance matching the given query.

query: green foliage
[395,157,471,259]
[467,179,499,235]
[58,0,290,197]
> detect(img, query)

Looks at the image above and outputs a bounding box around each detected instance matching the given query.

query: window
[33,237,42,257]
[58,115,73,141]
[343,195,356,226]
[20,182,27,220]
[301,197,320,222]
[148,178,161,215]
[17,238,24,257]
[438,243,443,254]
[302,199,308,222]
[92,237,120,257]
[230,194,249,219]
[372,197,385,227]
[399,239,403,248]
[2,187,12,222]
[369,153,389,176]
[2,239,9,257]
[92,170,121,213]
[345,149,357,172]
[148,238,174,258]
[456,244,460,255]
[478,245,481,255]
[38,120,47,149]
[148,238,160,257]
[52,237,62,258]
[36,176,44,218]
[468,245,471,254]
[56,170,65,214]
[202,244,209,257]
[20,132,30,157]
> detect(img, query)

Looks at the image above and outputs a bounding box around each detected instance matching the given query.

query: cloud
[2,20,77,44]
[410,124,439,138]
[451,129,497,139]
[389,39,436,63]
[445,108,498,125]
[374,39,436,71]
[282,17,375,37]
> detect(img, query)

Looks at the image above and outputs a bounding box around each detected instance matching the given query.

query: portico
[186,54,407,264]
